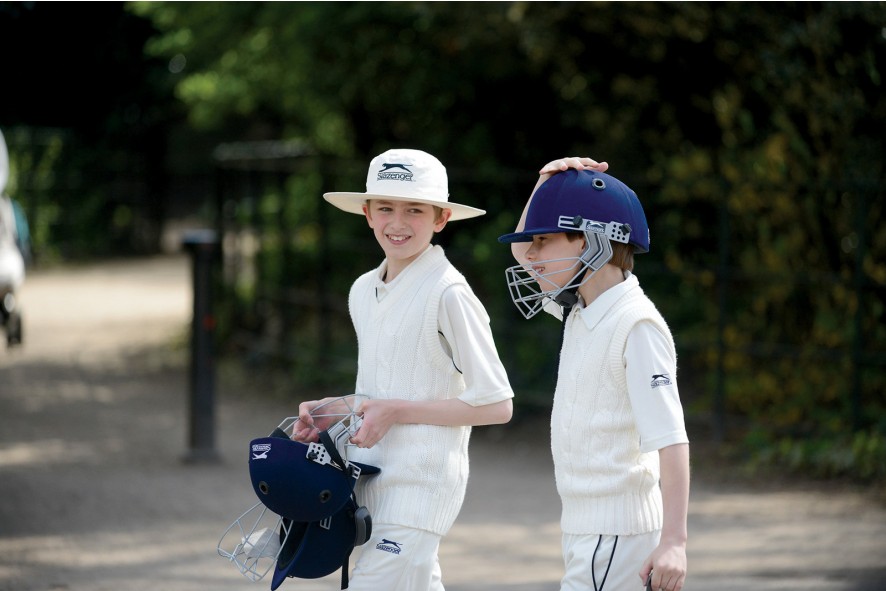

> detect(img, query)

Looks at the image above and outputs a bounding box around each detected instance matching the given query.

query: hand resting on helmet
[291,396,361,442]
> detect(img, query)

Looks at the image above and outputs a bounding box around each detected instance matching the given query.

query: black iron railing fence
[210,146,885,447]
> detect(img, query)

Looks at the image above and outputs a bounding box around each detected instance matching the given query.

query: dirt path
[1,255,884,591]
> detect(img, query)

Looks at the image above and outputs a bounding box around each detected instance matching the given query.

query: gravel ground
[1,254,884,591]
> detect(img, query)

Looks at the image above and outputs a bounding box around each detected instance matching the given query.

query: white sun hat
[323,148,485,221]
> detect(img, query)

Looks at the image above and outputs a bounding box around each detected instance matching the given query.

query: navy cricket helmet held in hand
[498,169,650,319]
[218,395,380,590]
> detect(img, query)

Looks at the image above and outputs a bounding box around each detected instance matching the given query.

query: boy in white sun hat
[292,148,515,590]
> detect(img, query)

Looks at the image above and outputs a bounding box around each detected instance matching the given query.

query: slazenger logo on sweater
[651,373,672,388]
[251,443,271,460]
[376,539,403,554]
[377,163,414,182]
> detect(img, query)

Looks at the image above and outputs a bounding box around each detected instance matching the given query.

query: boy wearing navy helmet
[500,158,690,591]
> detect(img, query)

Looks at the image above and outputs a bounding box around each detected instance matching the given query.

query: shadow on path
[1,256,884,591]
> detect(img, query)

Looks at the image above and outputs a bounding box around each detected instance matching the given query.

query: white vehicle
[0,128,24,346]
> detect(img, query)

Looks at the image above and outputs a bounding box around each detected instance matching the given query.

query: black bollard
[182,229,221,464]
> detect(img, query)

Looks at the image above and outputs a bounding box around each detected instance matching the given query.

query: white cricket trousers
[560,530,659,591]
[346,523,444,591]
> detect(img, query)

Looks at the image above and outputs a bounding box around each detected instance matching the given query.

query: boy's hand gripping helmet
[498,169,649,319]
[217,395,379,590]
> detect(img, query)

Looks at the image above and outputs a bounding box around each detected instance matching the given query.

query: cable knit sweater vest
[347,246,469,536]
[552,283,673,535]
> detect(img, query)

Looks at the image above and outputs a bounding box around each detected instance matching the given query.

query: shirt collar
[575,271,639,330]
[374,245,434,301]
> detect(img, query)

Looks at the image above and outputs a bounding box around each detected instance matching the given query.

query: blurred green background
[1,1,884,482]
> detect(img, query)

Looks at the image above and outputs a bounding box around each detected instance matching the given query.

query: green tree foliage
[125,1,885,479]
[1,2,182,260]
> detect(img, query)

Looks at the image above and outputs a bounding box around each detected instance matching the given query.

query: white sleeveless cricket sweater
[347,246,470,536]
[552,283,674,535]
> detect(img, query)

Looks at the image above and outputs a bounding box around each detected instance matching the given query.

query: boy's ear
[434,208,452,232]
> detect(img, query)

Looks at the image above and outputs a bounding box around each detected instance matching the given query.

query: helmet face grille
[505,259,578,319]
[217,502,288,583]
[504,230,613,319]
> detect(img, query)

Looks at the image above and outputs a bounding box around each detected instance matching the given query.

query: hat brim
[323,192,485,221]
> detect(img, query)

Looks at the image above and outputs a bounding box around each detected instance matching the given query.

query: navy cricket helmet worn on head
[498,170,650,319]
[217,396,379,590]
[498,169,649,252]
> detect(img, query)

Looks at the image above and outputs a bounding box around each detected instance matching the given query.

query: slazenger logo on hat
[377,163,413,181]
[323,148,486,221]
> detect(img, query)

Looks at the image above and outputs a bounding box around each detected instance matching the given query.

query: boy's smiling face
[363,199,451,281]
[521,232,586,293]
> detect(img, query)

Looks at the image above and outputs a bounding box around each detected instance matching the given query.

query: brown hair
[608,241,635,271]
